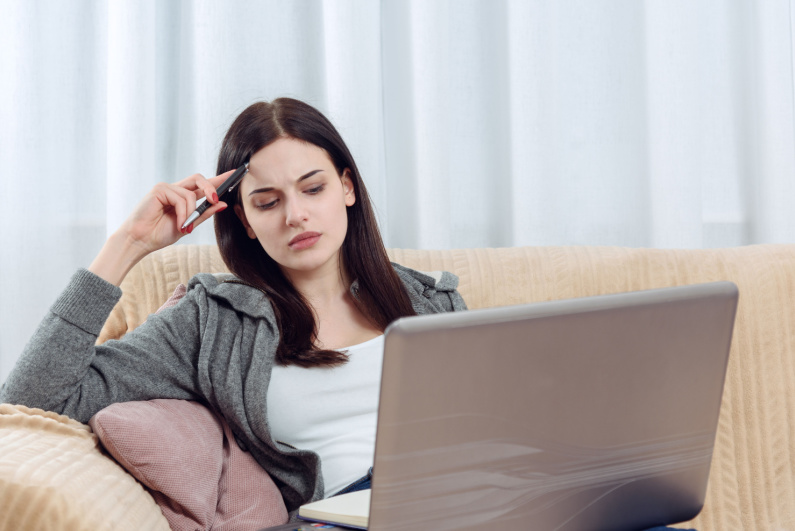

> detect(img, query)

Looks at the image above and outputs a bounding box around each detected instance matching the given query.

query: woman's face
[234,137,355,282]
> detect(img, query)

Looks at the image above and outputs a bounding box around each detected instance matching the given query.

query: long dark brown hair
[214,98,416,367]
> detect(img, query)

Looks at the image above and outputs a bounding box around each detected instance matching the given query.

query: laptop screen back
[370,282,738,531]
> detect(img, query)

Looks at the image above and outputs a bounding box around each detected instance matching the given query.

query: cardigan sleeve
[0,269,205,423]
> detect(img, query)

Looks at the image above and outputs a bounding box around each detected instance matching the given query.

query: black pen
[181,162,249,230]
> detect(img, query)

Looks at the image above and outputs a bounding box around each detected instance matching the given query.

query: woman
[0,98,467,513]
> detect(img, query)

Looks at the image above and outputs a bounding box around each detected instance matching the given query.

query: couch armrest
[0,403,170,531]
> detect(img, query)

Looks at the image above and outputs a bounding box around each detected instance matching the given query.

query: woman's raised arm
[89,170,234,286]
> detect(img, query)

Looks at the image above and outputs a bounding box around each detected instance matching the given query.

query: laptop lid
[369,281,738,531]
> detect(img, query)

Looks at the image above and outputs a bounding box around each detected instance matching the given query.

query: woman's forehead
[251,137,330,165]
[244,138,335,189]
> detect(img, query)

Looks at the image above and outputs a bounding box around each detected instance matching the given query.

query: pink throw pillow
[156,282,187,312]
[89,283,288,530]
[90,400,288,530]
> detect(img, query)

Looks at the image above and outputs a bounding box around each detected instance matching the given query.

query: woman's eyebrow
[248,169,324,196]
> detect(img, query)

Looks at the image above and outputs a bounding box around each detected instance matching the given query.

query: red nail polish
[213,193,219,203]
[217,205,227,212]
[187,224,193,234]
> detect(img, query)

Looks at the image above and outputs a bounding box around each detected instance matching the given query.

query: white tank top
[267,335,384,498]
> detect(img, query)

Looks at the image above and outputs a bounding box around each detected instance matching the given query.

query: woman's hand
[121,171,233,253]
[88,169,237,286]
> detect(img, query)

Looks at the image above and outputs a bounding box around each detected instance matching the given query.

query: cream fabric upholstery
[0,404,171,531]
[4,244,795,529]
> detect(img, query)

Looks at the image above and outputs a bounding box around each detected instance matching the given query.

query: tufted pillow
[155,282,187,311]
[89,399,287,530]
[89,284,288,531]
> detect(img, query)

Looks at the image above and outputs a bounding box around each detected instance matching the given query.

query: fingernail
[217,205,227,212]
[212,193,219,203]
[187,224,193,234]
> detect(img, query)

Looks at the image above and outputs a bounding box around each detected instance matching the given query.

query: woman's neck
[284,261,351,308]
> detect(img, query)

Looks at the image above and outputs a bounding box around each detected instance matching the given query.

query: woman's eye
[306,184,325,195]
[256,199,278,210]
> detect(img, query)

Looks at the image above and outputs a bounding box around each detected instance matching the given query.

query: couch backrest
[100,243,795,531]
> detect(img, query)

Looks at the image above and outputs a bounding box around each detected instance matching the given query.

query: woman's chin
[277,251,341,278]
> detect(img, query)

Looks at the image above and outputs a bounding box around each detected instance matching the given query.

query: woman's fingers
[151,183,196,231]
[130,169,240,239]
[174,169,238,234]
[210,168,238,186]
[184,201,228,233]
[120,168,242,253]
[176,169,237,207]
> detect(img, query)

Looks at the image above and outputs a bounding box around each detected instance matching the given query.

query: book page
[299,489,371,528]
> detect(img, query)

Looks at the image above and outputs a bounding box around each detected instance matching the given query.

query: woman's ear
[341,169,356,207]
[234,205,258,239]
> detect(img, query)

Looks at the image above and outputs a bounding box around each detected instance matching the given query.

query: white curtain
[2,0,795,381]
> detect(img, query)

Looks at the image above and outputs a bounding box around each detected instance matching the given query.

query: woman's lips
[288,231,321,250]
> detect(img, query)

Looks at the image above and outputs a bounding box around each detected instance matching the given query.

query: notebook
[270,281,738,531]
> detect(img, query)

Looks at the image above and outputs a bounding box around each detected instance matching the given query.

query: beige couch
[2,243,795,530]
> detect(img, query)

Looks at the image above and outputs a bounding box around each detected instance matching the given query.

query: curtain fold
[2,0,795,380]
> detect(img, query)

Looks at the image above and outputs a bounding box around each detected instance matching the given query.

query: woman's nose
[284,197,309,226]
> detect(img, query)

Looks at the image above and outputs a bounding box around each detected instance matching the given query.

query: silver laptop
[367,281,738,531]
